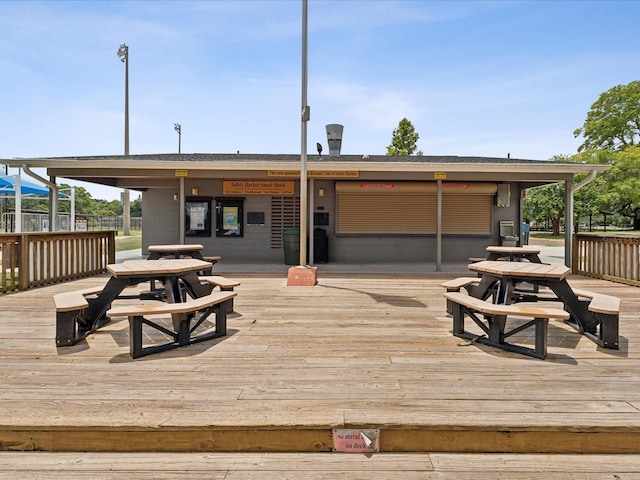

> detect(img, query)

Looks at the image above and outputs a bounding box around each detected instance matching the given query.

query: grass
[529,230,640,246]
[115,231,142,252]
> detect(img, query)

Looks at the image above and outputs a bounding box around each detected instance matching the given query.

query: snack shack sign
[223,180,295,195]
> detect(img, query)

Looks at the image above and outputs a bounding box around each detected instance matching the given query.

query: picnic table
[485,246,542,262]
[55,258,213,347]
[147,244,205,260]
[147,244,220,275]
[467,260,618,348]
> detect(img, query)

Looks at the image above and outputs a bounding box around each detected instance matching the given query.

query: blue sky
[1,0,638,200]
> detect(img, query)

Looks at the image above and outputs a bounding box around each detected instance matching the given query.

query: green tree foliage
[8,183,141,218]
[593,145,640,229]
[569,80,640,229]
[386,118,422,155]
[523,182,565,235]
[130,195,142,217]
[574,80,640,152]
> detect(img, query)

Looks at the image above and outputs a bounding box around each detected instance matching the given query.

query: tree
[594,145,640,229]
[130,195,142,217]
[574,80,640,152]
[386,118,422,155]
[523,183,565,235]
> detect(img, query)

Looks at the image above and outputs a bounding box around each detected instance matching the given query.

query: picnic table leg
[596,312,619,349]
[179,271,213,299]
[547,280,599,333]
[467,275,499,301]
[84,277,129,332]
[55,310,88,347]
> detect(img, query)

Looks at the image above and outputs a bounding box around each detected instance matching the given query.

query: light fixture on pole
[117,43,131,236]
[174,123,182,154]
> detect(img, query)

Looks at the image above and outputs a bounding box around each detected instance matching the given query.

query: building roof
[3,153,609,192]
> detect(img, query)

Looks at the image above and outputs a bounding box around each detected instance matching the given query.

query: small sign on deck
[332,429,380,453]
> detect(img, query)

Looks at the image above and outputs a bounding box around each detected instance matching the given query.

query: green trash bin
[283,229,300,265]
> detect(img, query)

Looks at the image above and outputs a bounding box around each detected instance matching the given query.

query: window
[215,198,244,237]
[185,197,212,237]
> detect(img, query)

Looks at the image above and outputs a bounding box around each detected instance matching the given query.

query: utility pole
[117,43,131,236]
[174,123,182,153]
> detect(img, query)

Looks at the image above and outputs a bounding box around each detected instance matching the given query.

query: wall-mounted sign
[223,179,294,195]
[434,172,447,180]
[175,170,189,177]
[268,170,359,178]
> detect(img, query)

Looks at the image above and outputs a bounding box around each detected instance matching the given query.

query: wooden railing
[0,231,116,293]
[573,234,640,287]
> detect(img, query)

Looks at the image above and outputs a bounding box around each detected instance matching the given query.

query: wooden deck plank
[0,452,638,479]
[0,272,639,453]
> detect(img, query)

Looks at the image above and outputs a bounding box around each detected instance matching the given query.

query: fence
[1,213,142,233]
[0,231,116,293]
[572,234,640,287]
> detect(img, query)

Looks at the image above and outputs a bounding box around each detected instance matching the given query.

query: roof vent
[326,124,343,157]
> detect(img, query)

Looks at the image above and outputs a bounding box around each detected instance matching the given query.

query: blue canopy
[0,176,51,196]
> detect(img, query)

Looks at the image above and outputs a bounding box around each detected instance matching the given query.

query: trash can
[313,228,329,263]
[283,229,300,265]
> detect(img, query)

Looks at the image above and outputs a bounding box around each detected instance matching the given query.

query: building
[2,153,609,268]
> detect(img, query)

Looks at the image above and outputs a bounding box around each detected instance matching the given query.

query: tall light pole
[117,43,131,236]
[299,0,309,266]
[174,123,181,154]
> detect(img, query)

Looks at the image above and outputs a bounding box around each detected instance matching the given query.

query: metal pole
[179,177,185,244]
[118,43,131,236]
[15,174,21,233]
[299,0,309,266]
[436,179,442,272]
[70,187,76,231]
[565,179,573,268]
[174,123,182,154]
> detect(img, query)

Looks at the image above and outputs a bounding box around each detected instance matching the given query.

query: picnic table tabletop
[108,258,211,277]
[147,244,204,253]
[469,260,570,280]
[485,245,541,254]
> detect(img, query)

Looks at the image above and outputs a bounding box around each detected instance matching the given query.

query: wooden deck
[1,269,640,475]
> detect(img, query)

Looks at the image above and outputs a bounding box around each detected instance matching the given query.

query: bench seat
[54,286,105,347]
[571,288,621,315]
[199,275,240,312]
[200,256,222,275]
[441,277,481,313]
[569,288,621,349]
[53,286,104,312]
[444,291,570,359]
[107,291,236,359]
[441,277,481,291]
[199,275,240,290]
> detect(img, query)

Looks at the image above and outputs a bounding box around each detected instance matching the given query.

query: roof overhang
[2,153,609,192]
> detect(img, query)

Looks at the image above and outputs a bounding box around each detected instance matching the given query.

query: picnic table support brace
[451,301,548,360]
[129,299,230,359]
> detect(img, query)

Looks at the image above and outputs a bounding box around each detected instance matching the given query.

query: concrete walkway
[116,243,566,275]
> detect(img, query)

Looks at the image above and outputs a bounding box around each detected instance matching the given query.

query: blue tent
[0,176,51,196]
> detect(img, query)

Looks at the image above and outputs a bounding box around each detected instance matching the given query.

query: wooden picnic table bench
[147,244,221,275]
[106,290,236,358]
[444,291,570,359]
[569,288,621,349]
[466,261,622,350]
[441,277,482,313]
[54,259,214,348]
[198,275,240,312]
[485,246,542,262]
[53,286,107,346]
